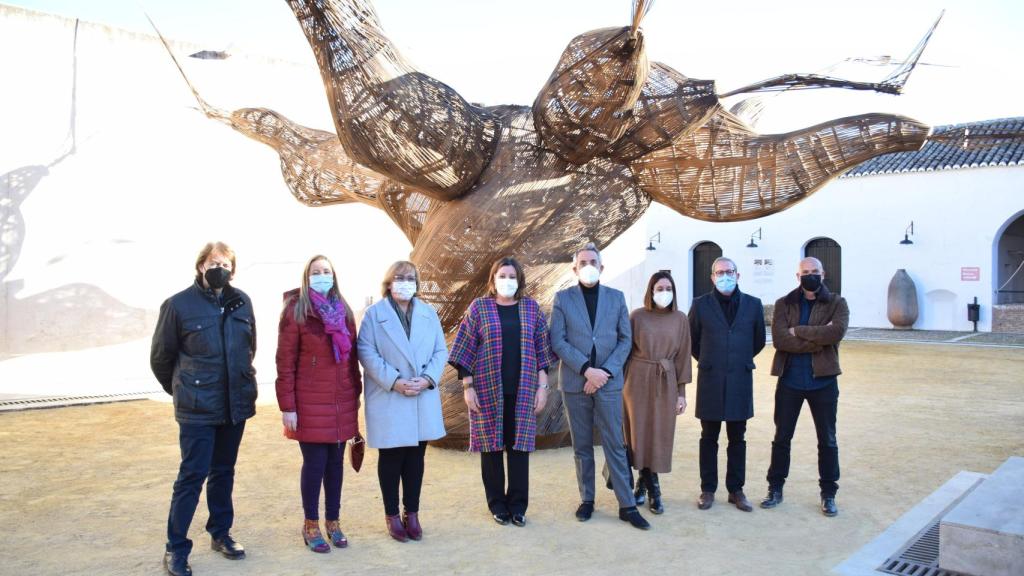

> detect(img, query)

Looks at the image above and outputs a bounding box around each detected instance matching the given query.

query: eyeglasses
[712,270,737,278]
[392,275,417,282]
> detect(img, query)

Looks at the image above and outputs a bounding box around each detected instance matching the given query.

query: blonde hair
[194,241,236,280]
[381,261,419,297]
[291,255,354,324]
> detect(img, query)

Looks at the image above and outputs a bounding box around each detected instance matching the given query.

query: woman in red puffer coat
[276,254,361,553]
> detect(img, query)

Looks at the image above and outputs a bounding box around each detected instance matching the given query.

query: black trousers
[166,420,246,554]
[481,396,529,515]
[766,381,840,497]
[377,441,428,516]
[699,419,747,494]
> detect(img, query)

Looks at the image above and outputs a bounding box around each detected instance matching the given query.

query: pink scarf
[309,289,352,362]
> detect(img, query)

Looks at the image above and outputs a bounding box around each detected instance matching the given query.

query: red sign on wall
[961,267,981,281]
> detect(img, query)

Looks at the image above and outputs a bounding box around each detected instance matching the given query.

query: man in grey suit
[550,243,650,530]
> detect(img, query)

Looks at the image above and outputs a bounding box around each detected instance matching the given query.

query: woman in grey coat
[357,260,447,543]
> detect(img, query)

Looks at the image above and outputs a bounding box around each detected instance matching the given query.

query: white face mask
[391,280,416,301]
[495,278,518,298]
[652,290,674,309]
[577,264,601,286]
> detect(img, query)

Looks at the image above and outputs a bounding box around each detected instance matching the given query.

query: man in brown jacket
[759,257,849,517]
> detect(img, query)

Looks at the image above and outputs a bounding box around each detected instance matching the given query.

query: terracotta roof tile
[842,117,1024,177]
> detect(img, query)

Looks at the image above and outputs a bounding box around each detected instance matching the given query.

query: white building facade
[633,123,1024,332]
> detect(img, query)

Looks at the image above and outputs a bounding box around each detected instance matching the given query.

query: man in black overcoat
[688,257,766,512]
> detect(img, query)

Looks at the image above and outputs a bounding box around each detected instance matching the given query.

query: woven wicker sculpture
[157,0,978,448]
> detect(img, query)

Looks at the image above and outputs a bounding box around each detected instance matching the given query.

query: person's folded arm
[794,299,849,345]
[772,303,823,353]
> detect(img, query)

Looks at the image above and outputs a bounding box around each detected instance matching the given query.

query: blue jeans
[166,420,246,554]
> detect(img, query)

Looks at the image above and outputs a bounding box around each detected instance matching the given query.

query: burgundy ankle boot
[385,514,409,542]
[403,511,422,541]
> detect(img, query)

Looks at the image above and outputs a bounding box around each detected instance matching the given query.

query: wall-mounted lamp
[747,228,763,248]
[900,221,914,245]
[646,232,661,251]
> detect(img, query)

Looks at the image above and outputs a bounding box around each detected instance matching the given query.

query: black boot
[633,469,648,506]
[760,488,784,509]
[821,496,838,517]
[646,472,664,515]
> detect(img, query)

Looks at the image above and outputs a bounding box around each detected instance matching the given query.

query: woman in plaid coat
[449,256,556,527]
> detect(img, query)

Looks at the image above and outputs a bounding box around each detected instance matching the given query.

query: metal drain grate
[0,391,155,411]
[877,478,984,576]
[878,521,961,575]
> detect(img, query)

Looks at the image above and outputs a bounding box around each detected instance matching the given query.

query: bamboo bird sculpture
[157,0,995,448]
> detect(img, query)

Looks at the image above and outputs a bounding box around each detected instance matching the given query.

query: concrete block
[940,456,1024,576]
[832,471,986,576]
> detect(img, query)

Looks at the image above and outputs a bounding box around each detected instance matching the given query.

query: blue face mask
[309,274,334,295]
[715,275,737,294]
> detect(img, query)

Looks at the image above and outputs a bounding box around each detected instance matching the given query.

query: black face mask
[800,273,822,292]
[204,267,231,290]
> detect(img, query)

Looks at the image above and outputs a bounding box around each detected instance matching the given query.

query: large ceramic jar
[887,269,919,329]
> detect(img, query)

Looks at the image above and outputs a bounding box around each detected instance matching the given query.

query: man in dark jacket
[151,242,258,576]
[760,256,849,517]
[689,257,765,512]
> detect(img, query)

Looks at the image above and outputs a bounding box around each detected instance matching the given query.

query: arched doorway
[692,241,722,300]
[805,237,842,294]
[995,211,1024,304]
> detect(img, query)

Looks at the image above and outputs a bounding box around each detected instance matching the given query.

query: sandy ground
[1,341,1022,576]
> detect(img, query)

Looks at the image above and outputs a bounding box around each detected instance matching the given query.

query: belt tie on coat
[631,357,676,398]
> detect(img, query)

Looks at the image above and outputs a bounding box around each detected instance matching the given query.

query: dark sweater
[780,293,838,391]
[454,302,522,398]
[496,302,522,398]
[580,282,598,374]
[580,282,599,327]
[578,283,611,377]
[714,287,740,326]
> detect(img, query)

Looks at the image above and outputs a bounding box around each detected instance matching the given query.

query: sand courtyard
[0,340,1021,575]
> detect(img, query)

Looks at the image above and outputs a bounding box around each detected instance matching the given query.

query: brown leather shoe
[385,514,409,543]
[697,491,715,510]
[403,511,422,541]
[728,491,753,512]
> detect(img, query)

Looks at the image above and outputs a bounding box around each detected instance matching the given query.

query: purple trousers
[299,442,344,520]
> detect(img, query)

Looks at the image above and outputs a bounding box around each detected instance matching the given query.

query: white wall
[0,7,410,388]
[639,168,1024,331]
